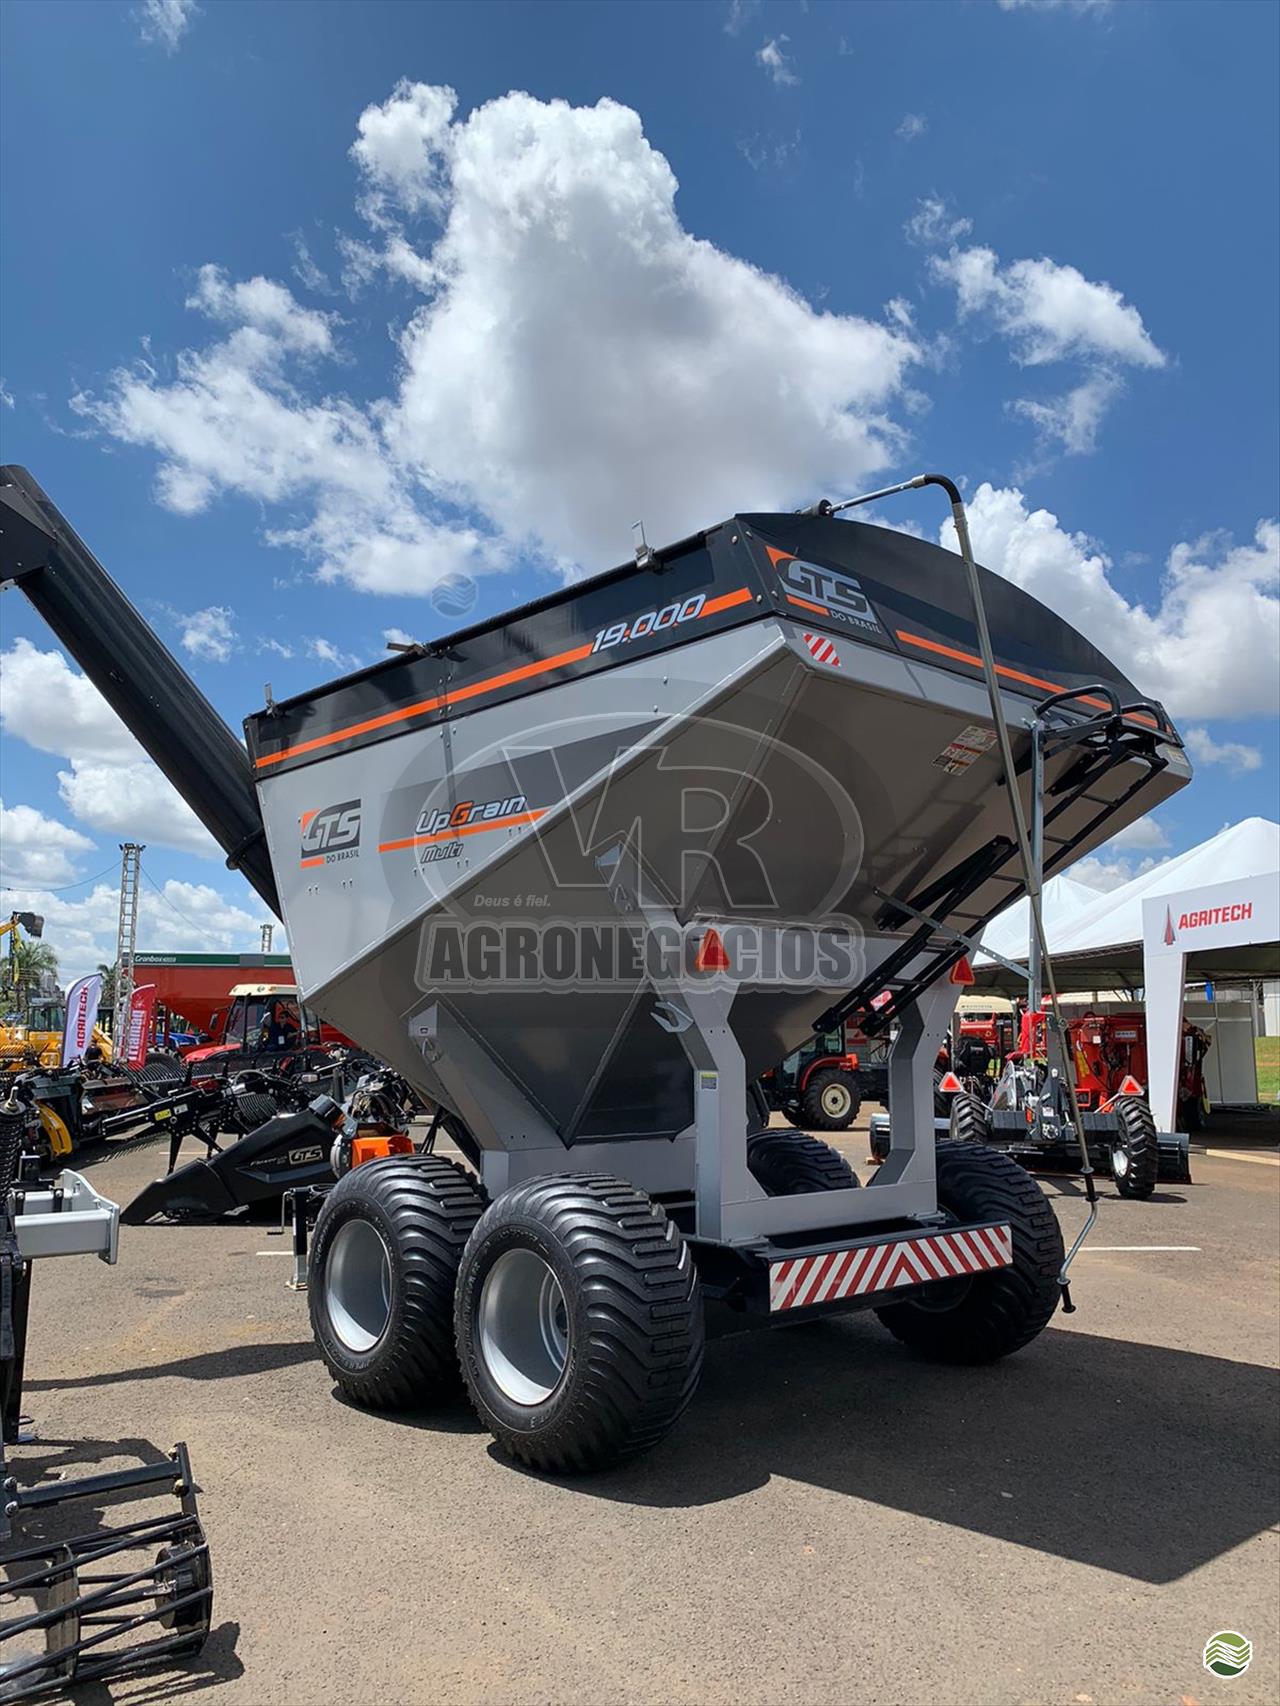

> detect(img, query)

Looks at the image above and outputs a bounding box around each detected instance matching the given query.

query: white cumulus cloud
[930,245,1164,369]
[1010,369,1124,457]
[904,195,973,249]
[380,89,915,569]
[1106,814,1170,852]
[1071,851,1162,893]
[0,800,95,887]
[136,0,199,53]
[350,80,458,224]
[76,85,917,589]
[0,876,272,987]
[1184,726,1265,776]
[945,488,1280,721]
[998,0,1113,12]
[176,605,236,662]
[0,639,218,856]
[756,37,799,86]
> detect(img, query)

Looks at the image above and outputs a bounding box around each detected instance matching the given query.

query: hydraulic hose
[824,473,1099,1305]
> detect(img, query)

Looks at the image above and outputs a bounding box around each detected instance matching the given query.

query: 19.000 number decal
[591,593,706,654]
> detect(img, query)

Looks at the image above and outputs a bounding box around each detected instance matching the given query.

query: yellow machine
[1,915,113,1069]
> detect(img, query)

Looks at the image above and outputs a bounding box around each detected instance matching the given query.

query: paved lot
[7,1115,1279,1706]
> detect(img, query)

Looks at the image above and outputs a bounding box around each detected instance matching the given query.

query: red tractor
[182,983,351,1070]
[758,1024,863,1131]
[1066,1010,1211,1133]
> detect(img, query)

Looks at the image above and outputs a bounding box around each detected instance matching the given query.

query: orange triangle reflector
[938,1071,963,1094]
[950,956,975,985]
[694,928,730,973]
[1118,1074,1144,1097]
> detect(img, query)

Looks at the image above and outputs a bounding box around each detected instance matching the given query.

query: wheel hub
[479,1247,570,1406]
[821,1082,851,1119]
[325,1218,392,1353]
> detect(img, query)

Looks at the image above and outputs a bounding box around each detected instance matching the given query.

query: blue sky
[1,0,1277,983]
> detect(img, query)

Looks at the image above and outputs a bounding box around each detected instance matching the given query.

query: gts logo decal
[288,1145,325,1166]
[301,800,361,867]
[767,549,883,634]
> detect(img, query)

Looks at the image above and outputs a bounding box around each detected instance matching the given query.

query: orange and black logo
[300,800,362,868]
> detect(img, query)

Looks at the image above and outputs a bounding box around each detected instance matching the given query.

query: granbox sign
[300,800,362,867]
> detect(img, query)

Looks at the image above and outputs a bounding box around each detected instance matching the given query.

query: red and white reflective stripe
[768,1224,1012,1312]
[803,631,841,667]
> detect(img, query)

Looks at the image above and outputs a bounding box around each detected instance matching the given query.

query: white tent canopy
[978,872,1103,965]
[976,817,1280,990]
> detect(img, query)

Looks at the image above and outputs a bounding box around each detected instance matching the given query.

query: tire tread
[457,1174,703,1472]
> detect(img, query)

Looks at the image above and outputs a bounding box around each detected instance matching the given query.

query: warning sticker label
[933,724,998,775]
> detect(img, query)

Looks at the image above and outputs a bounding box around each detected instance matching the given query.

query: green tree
[3,937,60,1021]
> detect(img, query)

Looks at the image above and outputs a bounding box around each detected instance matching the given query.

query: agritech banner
[61,972,103,1065]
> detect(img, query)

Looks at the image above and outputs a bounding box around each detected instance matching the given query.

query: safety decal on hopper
[802,631,842,668]
[932,724,998,776]
[768,1224,1012,1311]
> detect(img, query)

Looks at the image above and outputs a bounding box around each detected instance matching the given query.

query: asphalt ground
[5,1112,1278,1706]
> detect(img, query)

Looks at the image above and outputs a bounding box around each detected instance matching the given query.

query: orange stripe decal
[446,643,594,708]
[254,587,756,770]
[299,856,325,869]
[786,592,829,616]
[256,693,446,769]
[378,808,546,854]
[895,630,1158,726]
[701,586,754,617]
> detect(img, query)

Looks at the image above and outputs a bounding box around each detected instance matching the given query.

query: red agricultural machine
[1068,1009,1211,1133]
[757,1023,863,1130]
[948,1004,1195,1198]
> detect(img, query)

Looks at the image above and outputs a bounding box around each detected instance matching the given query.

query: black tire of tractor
[748,1080,772,1134]
[308,1154,487,1409]
[454,1174,704,1474]
[801,1066,861,1131]
[1179,1093,1205,1135]
[746,1127,860,1195]
[949,1091,991,1145]
[1110,1095,1159,1200]
[875,1140,1063,1364]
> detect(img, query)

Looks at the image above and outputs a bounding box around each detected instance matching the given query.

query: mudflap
[1157,1129,1193,1185]
[122,1107,338,1224]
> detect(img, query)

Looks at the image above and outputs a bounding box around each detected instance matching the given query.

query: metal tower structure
[260,922,274,954]
[113,842,144,1055]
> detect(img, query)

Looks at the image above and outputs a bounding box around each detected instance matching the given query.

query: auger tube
[0,465,281,917]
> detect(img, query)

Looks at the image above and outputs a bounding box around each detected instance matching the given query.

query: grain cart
[0,466,1190,1472]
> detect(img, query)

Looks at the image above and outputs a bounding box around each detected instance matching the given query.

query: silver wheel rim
[1112,1143,1130,1178]
[821,1082,851,1119]
[479,1247,570,1406]
[325,1219,392,1353]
